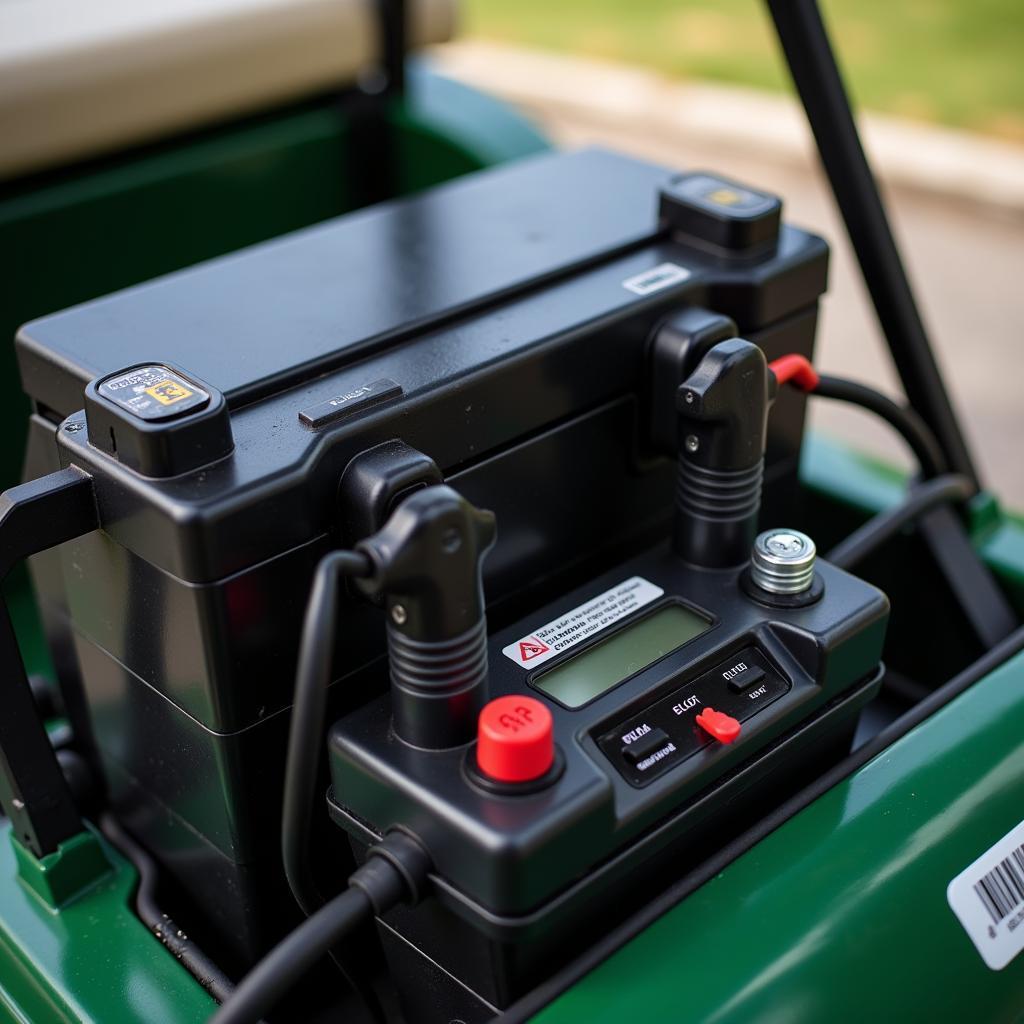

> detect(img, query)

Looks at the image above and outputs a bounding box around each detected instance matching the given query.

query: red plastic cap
[768,353,820,392]
[695,707,742,744]
[477,696,554,782]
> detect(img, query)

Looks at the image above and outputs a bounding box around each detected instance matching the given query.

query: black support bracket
[0,467,98,857]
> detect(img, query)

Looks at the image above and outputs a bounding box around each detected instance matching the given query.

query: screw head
[683,390,695,405]
[391,604,408,626]
[64,421,83,433]
[685,434,699,453]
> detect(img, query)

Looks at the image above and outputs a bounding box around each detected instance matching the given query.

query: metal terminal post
[751,529,817,595]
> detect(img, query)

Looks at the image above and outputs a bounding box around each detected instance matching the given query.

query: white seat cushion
[0,0,456,179]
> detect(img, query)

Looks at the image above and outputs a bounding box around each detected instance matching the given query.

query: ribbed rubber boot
[674,457,763,568]
[387,617,488,748]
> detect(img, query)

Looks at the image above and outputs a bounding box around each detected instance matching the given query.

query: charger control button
[621,726,671,765]
[477,696,554,782]
[723,661,766,693]
[695,707,741,744]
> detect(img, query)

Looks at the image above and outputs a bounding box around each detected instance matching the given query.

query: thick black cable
[211,836,430,1024]
[499,623,1024,1023]
[278,548,380,1020]
[210,887,372,1024]
[99,813,235,1004]
[813,374,947,479]
[826,474,974,571]
[282,549,373,916]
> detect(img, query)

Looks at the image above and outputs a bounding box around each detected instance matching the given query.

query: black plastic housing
[647,307,737,451]
[16,147,829,963]
[328,545,888,1011]
[337,440,444,547]
[659,171,783,252]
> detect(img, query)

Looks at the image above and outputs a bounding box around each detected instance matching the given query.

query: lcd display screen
[532,603,712,708]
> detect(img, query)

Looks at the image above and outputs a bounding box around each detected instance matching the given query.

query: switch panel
[597,646,789,786]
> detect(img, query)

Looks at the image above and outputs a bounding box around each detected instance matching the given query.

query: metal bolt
[391,604,408,626]
[750,528,816,595]
[685,434,699,453]
[684,390,694,404]
[64,421,83,433]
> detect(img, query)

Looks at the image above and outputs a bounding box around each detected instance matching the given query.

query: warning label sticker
[501,577,664,670]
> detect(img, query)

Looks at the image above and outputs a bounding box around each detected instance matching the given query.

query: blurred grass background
[460,0,1024,141]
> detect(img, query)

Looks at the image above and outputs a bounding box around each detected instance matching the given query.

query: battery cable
[769,354,1016,639]
[769,353,947,479]
[278,548,392,1023]
[210,830,430,1024]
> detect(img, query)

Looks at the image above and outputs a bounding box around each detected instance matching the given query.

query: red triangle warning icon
[518,639,550,662]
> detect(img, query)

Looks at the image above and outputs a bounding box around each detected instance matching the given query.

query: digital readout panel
[532,604,711,708]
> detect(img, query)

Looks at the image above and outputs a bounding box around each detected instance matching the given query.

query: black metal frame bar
[766,0,980,491]
[378,0,407,97]
[345,0,408,208]
[0,467,97,856]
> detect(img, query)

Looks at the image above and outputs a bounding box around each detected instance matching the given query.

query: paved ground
[434,46,1024,508]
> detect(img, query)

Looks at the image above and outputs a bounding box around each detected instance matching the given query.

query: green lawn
[461,0,1024,141]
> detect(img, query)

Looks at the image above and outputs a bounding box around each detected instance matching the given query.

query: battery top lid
[17,149,674,417]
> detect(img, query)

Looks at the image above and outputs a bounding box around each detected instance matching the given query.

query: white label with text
[501,577,664,670]
[622,262,691,296]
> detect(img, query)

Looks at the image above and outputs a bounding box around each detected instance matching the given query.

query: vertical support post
[0,467,97,856]
[766,0,980,491]
[378,0,407,97]
[347,0,408,206]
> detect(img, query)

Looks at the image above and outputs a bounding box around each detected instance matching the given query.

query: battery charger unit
[9,147,889,1017]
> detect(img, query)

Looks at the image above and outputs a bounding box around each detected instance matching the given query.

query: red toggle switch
[477,695,554,782]
[695,707,741,744]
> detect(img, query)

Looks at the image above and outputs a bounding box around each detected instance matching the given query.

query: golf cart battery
[15,149,828,962]
[328,549,888,1015]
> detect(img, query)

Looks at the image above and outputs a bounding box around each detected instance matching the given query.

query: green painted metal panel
[537,649,1024,1023]
[0,823,216,1024]
[396,59,549,180]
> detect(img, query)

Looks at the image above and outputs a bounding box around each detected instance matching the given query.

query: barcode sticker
[947,817,1024,969]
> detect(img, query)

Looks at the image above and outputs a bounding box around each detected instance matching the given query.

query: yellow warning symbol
[706,187,742,207]
[144,379,193,406]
